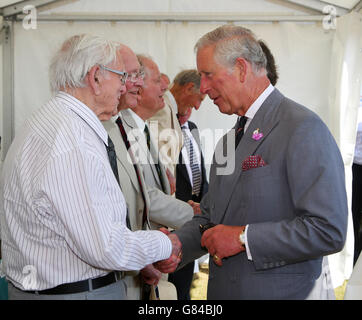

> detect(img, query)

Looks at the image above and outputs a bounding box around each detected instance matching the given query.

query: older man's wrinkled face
[197,45,241,115]
[96,51,127,120]
[178,89,206,116]
[118,48,144,111]
[139,60,167,115]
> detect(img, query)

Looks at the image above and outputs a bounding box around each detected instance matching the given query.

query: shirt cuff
[244,225,253,261]
[157,231,173,260]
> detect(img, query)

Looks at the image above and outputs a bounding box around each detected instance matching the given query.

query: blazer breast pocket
[241,164,272,180]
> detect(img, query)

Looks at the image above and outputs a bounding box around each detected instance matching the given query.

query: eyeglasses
[127,70,145,83]
[99,65,128,85]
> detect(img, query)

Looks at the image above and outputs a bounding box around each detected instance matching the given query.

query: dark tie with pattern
[182,126,201,197]
[144,124,166,193]
[235,116,248,149]
[105,135,131,230]
[116,117,148,227]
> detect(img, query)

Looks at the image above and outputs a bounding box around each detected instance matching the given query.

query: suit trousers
[8,279,127,300]
[352,163,362,265]
[168,261,195,300]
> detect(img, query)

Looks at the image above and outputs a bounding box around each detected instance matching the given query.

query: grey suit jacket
[175,89,348,300]
[119,109,193,231]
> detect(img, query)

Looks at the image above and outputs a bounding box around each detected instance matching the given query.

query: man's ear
[184,82,195,94]
[87,65,102,95]
[235,57,248,83]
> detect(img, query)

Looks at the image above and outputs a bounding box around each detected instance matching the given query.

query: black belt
[25,271,122,295]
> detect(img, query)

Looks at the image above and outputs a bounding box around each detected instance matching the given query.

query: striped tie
[182,126,201,196]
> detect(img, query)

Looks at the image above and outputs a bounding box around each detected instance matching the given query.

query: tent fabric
[37,0,323,14]
[326,11,362,287]
[12,20,336,166]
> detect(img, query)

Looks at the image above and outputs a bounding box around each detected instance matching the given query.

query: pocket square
[242,155,267,171]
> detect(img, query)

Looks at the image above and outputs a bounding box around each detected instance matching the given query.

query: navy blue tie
[235,116,248,148]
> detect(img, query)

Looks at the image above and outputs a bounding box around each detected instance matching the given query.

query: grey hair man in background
[156,25,348,300]
[149,69,206,180]
[0,34,180,300]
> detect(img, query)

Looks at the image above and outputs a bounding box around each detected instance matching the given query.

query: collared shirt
[127,109,153,163]
[242,83,275,133]
[239,84,275,261]
[0,92,171,291]
[181,121,202,188]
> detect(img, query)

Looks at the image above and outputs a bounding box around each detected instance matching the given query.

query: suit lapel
[171,105,183,148]
[214,89,284,223]
[103,119,140,193]
[120,109,169,194]
[178,152,192,186]
[149,137,171,194]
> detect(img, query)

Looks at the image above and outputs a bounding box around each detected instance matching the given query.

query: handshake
[154,223,247,275]
[143,224,246,285]
[153,228,182,274]
[140,228,181,286]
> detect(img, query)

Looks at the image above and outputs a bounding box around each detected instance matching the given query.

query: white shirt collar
[181,121,190,130]
[245,84,274,121]
[128,108,146,131]
[56,91,109,146]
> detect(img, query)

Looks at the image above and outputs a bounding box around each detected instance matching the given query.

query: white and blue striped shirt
[0,92,171,291]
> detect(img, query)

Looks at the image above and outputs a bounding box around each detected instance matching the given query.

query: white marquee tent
[0,0,361,293]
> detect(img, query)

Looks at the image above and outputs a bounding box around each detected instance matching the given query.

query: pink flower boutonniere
[252,128,264,141]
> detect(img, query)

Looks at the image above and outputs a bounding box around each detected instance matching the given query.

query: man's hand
[188,200,201,215]
[201,225,245,267]
[154,233,182,273]
[166,168,176,195]
[141,264,162,286]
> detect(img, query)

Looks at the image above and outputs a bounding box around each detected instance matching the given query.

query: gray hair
[195,25,267,75]
[173,69,201,91]
[49,34,121,93]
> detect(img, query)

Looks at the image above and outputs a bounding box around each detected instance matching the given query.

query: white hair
[49,34,122,93]
[195,25,267,75]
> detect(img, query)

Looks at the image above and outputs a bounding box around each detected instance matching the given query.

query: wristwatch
[239,227,246,248]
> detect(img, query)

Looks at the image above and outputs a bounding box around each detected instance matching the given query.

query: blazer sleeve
[147,186,194,229]
[247,116,348,271]
[174,191,212,268]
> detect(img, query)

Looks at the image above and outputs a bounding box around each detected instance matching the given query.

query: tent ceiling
[0,0,361,19]
[0,0,58,16]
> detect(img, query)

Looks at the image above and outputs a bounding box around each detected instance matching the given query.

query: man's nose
[193,101,201,110]
[200,78,209,95]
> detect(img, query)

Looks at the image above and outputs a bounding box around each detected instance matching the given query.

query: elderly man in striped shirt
[0,34,181,300]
